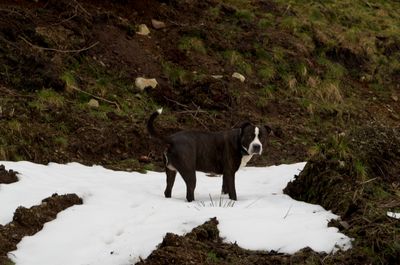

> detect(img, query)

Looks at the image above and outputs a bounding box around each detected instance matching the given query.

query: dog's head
[239,122,272,155]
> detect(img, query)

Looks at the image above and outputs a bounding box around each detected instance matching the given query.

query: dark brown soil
[0,193,83,264]
[284,126,400,264]
[136,218,325,265]
[0,165,18,184]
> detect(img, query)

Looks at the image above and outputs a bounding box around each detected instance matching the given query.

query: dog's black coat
[148,110,270,202]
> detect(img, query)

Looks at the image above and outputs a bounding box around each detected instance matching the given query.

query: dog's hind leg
[164,168,177,198]
[179,169,196,202]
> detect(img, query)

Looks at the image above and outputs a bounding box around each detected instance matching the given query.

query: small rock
[135,77,158,91]
[392,95,398,102]
[136,24,150,36]
[87,99,99,108]
[339,221,350,229]
[139,155,151,163]
[232,72,245,82]
[151,19,166,29]
[211,75,223,79]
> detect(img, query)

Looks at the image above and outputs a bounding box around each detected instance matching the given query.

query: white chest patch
[240,155,253,168]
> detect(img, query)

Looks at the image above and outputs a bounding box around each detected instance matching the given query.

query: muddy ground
[0,193,82,264]
[0,0,399,264]
[137,218,326,265]
[0,165,18,184]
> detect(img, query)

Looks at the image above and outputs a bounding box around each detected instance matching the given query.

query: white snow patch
[387,211,400,220]
[0,161,352,265]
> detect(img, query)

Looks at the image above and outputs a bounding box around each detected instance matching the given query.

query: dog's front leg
[222,176,229,194]
[223,171,237,200]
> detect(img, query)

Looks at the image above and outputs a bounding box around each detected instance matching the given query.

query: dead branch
[19,36,99,54]
[164,96,190,109]
[70,85,120,110]
[163,97,214,130]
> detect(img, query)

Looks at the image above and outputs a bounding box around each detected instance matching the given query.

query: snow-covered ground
[0,161,351,265]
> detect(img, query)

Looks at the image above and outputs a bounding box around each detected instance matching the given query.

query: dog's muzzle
[249,144,262,155]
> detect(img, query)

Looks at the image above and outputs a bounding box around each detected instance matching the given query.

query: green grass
[223,50,253,75]
[258,13,275,29]
[257,63,276,82]
[178,36,207,54]
[234,9,255,22]
[30,89,65,111]
[7,120,22,134]
[162,61,189,85]
[206,251,219,263]
[61,71,77,92]
[54,136,68,148]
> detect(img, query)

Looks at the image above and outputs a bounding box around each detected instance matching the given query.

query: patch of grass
[223,0,252,9]
[61,71,77,92]
[0,146,7,160]
[30,89,65,111]
[54,136,68,148]
[257,85,276,107]
[354,159,367,181]
[7,120,22,134]
[258,14,275,29]
[313,82,343,105]
[271,46,286,64]
[2,259,15,265]
[178,36,207,54]
[86,103,115,120]
[223,50,252,75]
[257,63,276,82]
[143,163,155,172]
[206,251,219,263]
[208,6,220,19]
[279,16,301,33]
[162,61,189,85]
[234,9,255,22]
[316,56,347,81]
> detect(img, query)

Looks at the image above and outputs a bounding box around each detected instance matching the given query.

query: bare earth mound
[0,193,83,264]
[136,218,325,265]
[0,165,18,184]
[284,125,400,264]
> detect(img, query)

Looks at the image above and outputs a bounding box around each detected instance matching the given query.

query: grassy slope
[0,0,399,170]
[0,1,399,264]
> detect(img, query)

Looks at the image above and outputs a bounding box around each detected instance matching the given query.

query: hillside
[0,0,399,264]
[1,0,399,171]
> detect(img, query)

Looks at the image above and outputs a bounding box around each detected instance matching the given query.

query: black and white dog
[147,109,271,202]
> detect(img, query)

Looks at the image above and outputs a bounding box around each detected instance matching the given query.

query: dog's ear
[238,121,252,136]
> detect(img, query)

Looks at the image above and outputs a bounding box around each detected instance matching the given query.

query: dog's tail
[147,108,165,141]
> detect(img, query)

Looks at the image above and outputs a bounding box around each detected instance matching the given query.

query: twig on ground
[70,85,121,110]
[164,96,210,130]
[19,36,99,54]
[283,204,293,219]
[282,4,291,16]
[360,177,377,184]
[164,96,190,109]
